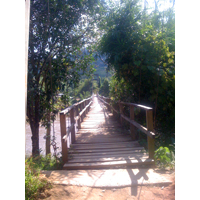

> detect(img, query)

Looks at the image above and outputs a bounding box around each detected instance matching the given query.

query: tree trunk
[30,121,40,156]
[28,94,41,156]
[46,111,51,155]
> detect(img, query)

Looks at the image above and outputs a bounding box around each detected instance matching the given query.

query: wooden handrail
[120,101,153,110]
[97,93,155,159]
[60,95,93,163]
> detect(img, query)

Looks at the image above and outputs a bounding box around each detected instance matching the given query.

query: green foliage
[26,154,63,171]
[99,78,110,97]
[98,0,175,143]
[154,146,175,169]
[74,79,93,100]
[27,0,106,155]
[25,156,57,199]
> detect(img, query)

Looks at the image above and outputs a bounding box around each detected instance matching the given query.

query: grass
[25,154,63,200]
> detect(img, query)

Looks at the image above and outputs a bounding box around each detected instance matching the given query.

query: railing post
[119,102,124,125]
[112,103,117,119]
[130,105,136,140]
[60,113,68,163]
[80,102,84,122]
[107,98,111,112]
[146,109,155,159]
[83,100,86,118]
[86,99,89,114]
[70,107,76,144]
[76,105,81,129]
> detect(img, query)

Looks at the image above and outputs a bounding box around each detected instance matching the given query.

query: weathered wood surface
[63,95,154,170]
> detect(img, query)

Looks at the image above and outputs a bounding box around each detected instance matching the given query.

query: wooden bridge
[60,95,156,170]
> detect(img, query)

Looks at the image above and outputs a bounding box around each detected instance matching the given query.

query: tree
[99,78,110,97]
[27,0,105,156]
[98,0,175,142]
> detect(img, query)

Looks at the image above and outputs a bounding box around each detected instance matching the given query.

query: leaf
[134,61,141,66]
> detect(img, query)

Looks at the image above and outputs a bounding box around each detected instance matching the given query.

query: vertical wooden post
[83,101,86,118]
[70,107,75,144]
[107,98,111,112]
[146,109,155,159]
[85,99,88,114]
[80,102,83,122]
[60,113,68,163]
[130,105,136,140]
[119,103,124,125]
[46,112,51,155]
[76,105,81,129]
[112,104,117,119]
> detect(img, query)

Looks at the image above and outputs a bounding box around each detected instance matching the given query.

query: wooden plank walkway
[63,96,154,170]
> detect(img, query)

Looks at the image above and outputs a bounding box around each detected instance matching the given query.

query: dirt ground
[38,171,175,200]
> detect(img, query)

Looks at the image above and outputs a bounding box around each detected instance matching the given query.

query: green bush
[25,155,62,199]
[25,158,52,199]
[26,154,63,171]
[99,78,110,97]
[154,146,175,169]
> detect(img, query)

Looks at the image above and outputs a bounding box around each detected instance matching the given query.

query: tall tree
[98,0,175,140]
[27,0,105,156]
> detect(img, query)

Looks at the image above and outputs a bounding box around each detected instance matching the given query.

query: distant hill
[93,57,111,78]
[78,48,112,78]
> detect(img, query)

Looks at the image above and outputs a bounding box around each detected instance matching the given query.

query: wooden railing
[97,94,155,159]
[60,95,93,163]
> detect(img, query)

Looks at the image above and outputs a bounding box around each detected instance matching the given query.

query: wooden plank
[120,101,153,111]
[69,149,145,157]
[146,110,155,159]
[75,138,133,144]
[60,113,68,163]
[60,105,74,115]
[70,107,75,143]
[69,147,145,154]
[121,113,155,138]
[71,143,141,150]
[76,134,131,138]
[81,121,120,125]
[72,141,139,146]
[77,128,129,133]
[130,105,136,140]
[63,158,154,170]
[75,140,133,144]
[70,152,147,159]
[80,125,122,129]
[68,155,149,163]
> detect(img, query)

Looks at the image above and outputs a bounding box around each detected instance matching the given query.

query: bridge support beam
[60,113,68,163]
[146,110,155,159]
[130,105,136,141]
[119,103,124,125]
[70,107,76,144]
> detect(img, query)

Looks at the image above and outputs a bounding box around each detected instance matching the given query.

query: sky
[107,0,175,12]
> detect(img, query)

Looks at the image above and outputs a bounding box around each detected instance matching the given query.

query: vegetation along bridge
[60,94,156,170]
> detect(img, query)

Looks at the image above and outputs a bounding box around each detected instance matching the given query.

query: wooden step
[63,158,154,170]
[71,142,141,150]
[69,153,148,163]
[69,146,145,154]
[76,137,133,143]
[68,155,150,163]
[72,141,139,146]
[69,150,147,158]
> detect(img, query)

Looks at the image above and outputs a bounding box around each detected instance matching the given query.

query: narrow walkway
[63,96,154,170]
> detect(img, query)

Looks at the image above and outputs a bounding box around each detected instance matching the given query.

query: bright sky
[145,0,175,12]
[108,0,175,12]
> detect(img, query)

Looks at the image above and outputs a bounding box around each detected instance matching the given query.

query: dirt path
[39,176,175,200]
[34,96,175,199]
[39,169,175,200]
